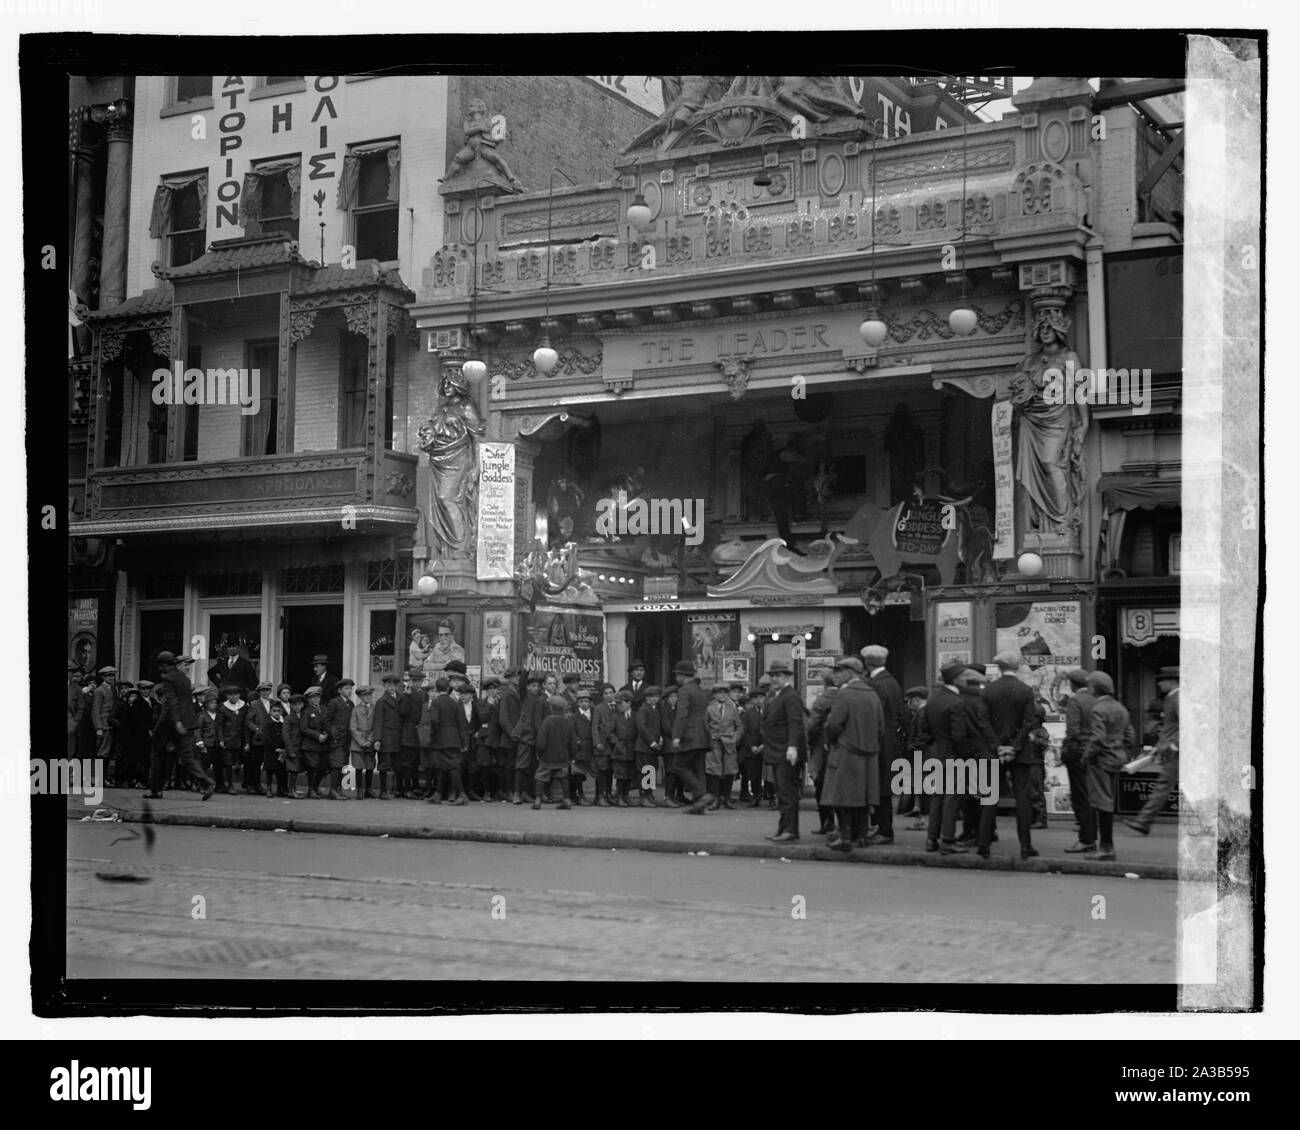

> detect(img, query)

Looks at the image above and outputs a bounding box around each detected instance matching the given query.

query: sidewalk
[71,786,1189,880]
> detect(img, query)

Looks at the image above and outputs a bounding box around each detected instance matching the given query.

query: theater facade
[408,74,1183,761]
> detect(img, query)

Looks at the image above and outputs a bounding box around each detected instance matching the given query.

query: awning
[1099,473,1181,513]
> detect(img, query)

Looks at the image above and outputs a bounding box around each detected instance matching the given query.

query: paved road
[68,823,1178,982]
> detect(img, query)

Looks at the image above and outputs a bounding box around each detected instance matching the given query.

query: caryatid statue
[418,367,487,556]
[1008,308,1089,535]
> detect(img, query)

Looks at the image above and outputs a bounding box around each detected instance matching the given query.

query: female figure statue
[418,368,487,555]
[1009,308,1089,535]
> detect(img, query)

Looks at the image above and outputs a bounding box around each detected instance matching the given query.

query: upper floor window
[149,172,207,267]
[171,76,213,104]
[241,156,300,241]
[337,140,401,263]
[242,339,279,457]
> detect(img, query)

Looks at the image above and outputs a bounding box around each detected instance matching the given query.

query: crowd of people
[65,641,1179,862]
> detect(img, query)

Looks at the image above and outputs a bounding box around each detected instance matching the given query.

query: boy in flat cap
[263,698,288,798]
[349,686,376,799]
[492,669,521,801]
[634,685,664,807]
[323,678,355,800]
[196,689,221,786]
[216,683,250,794]
[283,693,304,797]
[245,681,276,796]
[591,683,618,806]
[371,674,404,799]
[510,673,546,804]
[610,689,637,806]
[299,686,331,798]
[533,694,576,810]
[396,670,424,798]
[706,682,742,809]
[569,687,596,804]
[476,677,503,801]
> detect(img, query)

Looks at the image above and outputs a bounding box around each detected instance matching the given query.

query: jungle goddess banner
[521,608,606,689]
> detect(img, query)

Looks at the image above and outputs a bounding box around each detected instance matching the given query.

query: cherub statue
[443,98,522,188]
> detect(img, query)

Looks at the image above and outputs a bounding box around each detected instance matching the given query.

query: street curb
[71,808,1186,881]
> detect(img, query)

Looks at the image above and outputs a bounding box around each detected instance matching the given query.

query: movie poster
[684,613,738,686]
[995,600,1082,717]
[522,607,605,690]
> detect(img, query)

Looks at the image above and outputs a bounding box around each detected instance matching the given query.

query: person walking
[917,661,969,854]
[761,661,806,843]
[1062,667,1099,852]
[982,650,1044,859]
[821,656,885,850]
[1124,667,1180,838]
[1083,670,1134,860]
[862,645,903,844]
[670,660,715,814]
[145,651,214,800]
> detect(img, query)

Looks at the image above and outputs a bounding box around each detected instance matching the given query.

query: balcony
[76,448,419,537]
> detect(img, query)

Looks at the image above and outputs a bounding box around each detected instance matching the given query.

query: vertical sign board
[477,442,516,581]
[933,601,974,674]
[991,398,1015,559]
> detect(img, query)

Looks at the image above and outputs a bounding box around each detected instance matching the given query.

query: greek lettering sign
[476,442,516,581]
[991,398,1015,559]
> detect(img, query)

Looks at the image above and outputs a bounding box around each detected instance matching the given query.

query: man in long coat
[821,657,885,850]
[862,645,903,843]
[981,650,1043,859]
[916,661,969,853]
[1061,667,1098,851]
[1083,670,1133,861]
[761,661,807,842]
[1124,666,1180,838]
[670,660,715,814]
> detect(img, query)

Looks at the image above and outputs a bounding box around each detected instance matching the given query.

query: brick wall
[445,75,655,195]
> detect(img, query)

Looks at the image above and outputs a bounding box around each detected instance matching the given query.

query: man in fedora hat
[621,659,649,711]
[670,659,715,814]
[1125,666,1180,837]
[821,656,885,850]
[208,641,257,698]
[310,654,340,704]
[981,650,1044,859]
[761,660,806,842]
[146,651,215,800]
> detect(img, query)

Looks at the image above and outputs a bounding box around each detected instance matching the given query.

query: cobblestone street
[68,822,1179,983]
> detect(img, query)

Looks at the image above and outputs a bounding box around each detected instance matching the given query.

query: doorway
[840,604,926,690]
[281,604,344,692]
[208,611,262,688]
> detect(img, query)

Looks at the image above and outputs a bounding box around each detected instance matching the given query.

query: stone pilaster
[99,104,133,308]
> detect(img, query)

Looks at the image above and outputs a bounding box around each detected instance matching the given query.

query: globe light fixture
[416,573,439,597]
[1017,551,1045,577]
[533,337,559,374]
[948,306,978,335]
[462,358,487,381]
[771,633,780,642]
[626,192,653,232]
[859,314,888,347]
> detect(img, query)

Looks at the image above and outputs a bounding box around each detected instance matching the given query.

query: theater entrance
[840,603,927,690]
[281,603,343,692]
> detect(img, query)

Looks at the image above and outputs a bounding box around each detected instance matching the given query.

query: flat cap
[304,685,323,697]
[672,659,696,676]
[97,665,118,675]
[940,661,967,684]
[833,656,864,674]
[355,686,374,696]
[993,650,1023,671]
[904,685,929,699]
[1086,671,1115,695]
[156,650,177,664]
[381,673,401,684]
[766,661,793,676]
